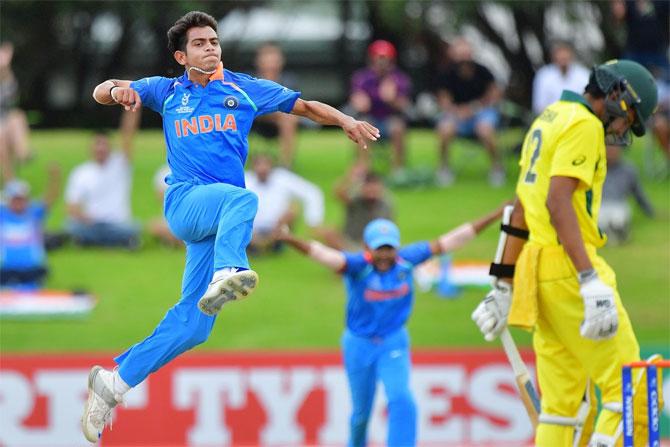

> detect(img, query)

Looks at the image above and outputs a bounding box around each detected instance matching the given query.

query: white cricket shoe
[81,366,123,443]
[197,268,259,316]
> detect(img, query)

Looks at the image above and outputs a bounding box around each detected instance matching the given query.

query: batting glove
[579,274,618,340]
[471,280,512,342]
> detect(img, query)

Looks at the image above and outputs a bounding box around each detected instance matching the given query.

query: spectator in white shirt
[245,153,324,254]
[64,111,140,249]
[532,41,590,115]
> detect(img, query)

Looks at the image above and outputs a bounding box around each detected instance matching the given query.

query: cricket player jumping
[471,60,658,446]
[279,206,504,447]
[82,11,379,442]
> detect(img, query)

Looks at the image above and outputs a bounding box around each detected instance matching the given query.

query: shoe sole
[81,365,103,442]
[198,270,258,316]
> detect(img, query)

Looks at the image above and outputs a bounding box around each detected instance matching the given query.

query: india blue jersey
[0,202,47,270]
[131,64,300,187]
[342,242,432,338]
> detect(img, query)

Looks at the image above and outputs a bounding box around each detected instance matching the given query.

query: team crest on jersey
[224,96,239,109]
[176,93,194,114]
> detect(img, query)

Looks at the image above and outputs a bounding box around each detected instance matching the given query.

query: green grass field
[1,128,668,353]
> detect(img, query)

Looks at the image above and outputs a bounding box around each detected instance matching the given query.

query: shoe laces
[213,267,238,283]
[90,368,125,433]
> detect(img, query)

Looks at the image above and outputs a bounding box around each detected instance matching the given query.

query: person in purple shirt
[0,167,60,288]
[278,207,503,447]
[350,40,412,175]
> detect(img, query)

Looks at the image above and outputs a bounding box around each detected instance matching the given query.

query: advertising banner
[1,350,666,446]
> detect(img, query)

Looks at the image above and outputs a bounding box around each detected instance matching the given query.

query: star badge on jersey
[224,96,239,109]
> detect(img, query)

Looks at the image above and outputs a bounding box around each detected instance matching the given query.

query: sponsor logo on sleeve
[572,155,586,166]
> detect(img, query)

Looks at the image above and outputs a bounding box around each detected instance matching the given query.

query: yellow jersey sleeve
[549,119,602,188]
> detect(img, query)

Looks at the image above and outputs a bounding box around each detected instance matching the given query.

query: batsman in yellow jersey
[471,59,659,447]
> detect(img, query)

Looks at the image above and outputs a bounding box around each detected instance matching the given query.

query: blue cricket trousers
[115,181,258,386]
[342,327,416,447]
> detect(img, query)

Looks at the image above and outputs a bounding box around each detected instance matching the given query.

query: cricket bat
[493,206,540,428]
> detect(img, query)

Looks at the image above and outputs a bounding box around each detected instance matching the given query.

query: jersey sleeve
[343,252,369,276]
[239,75,301,116]
[398,242,433,266]
[550,119,601,187]
[130,76,173,114]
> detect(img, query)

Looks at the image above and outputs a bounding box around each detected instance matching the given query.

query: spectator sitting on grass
[0,165,60,288]
[350,40,412,179]
[245,152,325,254]
[324,163,394,250]
[0,42,34,182]
[251,43,300,168]
[599,145,655,244]
[434,37,505,187]
[64,111,140,249]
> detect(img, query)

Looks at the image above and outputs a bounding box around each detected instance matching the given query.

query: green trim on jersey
[559,90,595,116]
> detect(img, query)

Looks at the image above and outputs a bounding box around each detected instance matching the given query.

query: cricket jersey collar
[179,62,225,88]
[560,90,596,116]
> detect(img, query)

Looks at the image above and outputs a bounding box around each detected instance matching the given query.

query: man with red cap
[350,40,412,179]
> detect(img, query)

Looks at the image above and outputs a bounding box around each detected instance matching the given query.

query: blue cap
[363,218,400,249]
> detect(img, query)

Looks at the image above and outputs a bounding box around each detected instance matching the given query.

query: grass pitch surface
[1,128,668,352]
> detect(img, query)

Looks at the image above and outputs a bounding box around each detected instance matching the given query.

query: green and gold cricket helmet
[595,59,658,136]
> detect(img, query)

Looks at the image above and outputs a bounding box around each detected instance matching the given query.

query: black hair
[584,70,606,99]
[92,129,110,138]
[167,11,218,54]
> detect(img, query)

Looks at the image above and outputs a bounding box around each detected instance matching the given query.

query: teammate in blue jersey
[82,11,379,443]
[279,208,503,447]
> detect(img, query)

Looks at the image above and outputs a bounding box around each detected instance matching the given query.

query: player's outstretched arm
[276,226,346,272]
[429,201,511,256]
[92,80,142,112]
[43,163,61,210]
[290,99,380,150]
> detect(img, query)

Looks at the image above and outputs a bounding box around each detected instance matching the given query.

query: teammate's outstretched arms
[290,99,380,150]
[276,226,346,272]
[428,202,509,256]
[92,80,142,112]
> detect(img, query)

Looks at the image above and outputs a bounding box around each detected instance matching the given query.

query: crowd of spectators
[1,30,666,289]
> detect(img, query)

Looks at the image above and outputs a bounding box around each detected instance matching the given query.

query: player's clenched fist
[111,86,142,111]
[579,274,618,340]
[471,280,512,342]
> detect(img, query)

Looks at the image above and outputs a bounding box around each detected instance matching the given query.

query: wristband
[578,268,598,284]
[489,262,515,278]
[109,85,120,101]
